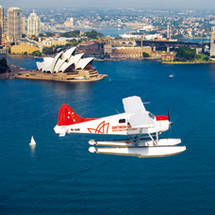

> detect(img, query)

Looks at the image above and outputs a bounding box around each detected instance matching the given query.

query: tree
[203,56,209,61]
[60,30,80,38]
[84,30,103,39]
[46,32,55,37]
[175,47,196,61]
[39,33,45,37]
[42,46,55,55]
[32,50,42,57]
[68,39,78,46]
[143,52,149,57]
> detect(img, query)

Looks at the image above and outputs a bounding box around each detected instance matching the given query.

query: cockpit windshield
[148,112,155,119]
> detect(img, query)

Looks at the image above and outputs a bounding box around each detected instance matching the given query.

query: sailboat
[29,136,36,146]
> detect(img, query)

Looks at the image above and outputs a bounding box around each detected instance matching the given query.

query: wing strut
[128,128,143,146]
[148,133,158,146]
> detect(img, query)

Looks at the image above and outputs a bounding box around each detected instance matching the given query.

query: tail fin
[57,104,96,126]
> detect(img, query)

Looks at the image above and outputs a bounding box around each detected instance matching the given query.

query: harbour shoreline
[162,61,215,64]
[0,65,107,82]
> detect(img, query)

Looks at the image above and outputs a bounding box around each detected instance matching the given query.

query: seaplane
[54,96,186,158]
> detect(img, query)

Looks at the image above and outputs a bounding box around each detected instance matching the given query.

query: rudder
[57,104,96,126]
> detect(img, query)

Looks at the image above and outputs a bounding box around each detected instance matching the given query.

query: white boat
[169,74,175,78]
[29,136,36,146]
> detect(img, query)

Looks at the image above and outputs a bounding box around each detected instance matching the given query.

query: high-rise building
[22,17,26,34]
[210,28,215,57]
[3,19,7,36]
[167,22,171,39]
[0,5,3,30]
[69,18,74,27]
[7,7,22,42]
[26,10,41,36]
[0,5,4,44]
[64,18,74,28]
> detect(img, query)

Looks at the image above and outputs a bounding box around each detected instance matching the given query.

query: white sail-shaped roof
[70,53,84,65]
[50,51,63,73]
[36,57,53,72]
[36,47,96,73]
[60,53,84,72]
[75,57,94,69]
[54,47,77,72]
[63,47,76,61]
[41,63,52,72]
[54,57,66,73]
[36,62,43,71]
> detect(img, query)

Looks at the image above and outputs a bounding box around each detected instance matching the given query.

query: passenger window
[119,119,126,123]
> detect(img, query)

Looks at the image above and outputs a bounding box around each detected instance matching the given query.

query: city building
[39,38,68,47]
[11,43,40,55]
[0,49,7,60]
[7,7,22,42]
[22,17,26,34]
[104,44,112,55]
[0,5,3,45]
[26,10,41,36]
[210,29,215,57]
[64,18,73,27]
[77,41,103,56]
[3,19,7,36]
[110,47,152,58]
[161,52,175,61]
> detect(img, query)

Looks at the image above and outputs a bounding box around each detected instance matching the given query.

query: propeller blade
[168,109,173,132]
[168,109,170,121]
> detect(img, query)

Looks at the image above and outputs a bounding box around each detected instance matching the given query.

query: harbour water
[1,57,215,214]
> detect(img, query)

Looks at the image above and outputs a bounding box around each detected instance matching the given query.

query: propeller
[168,109,170,121]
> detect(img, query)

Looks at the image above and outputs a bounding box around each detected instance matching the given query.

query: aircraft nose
[169,121,173,126]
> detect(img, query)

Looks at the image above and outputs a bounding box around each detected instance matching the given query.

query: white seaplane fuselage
[54,111,170,137]
[54,96,186,158]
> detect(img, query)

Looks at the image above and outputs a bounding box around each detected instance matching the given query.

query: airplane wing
[122,96,155,128]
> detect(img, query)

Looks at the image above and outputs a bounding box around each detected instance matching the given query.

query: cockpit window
[148,112,155,119]
[119,119,126,123]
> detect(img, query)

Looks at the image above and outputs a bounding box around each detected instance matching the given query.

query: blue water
[44,26,133,37]
[82,26,133,37]
[1,57,215,214]
[182,38,210,43]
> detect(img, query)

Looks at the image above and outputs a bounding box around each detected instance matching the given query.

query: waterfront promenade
[0,64,107,82]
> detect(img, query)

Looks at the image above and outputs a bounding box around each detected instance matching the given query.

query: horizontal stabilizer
[54,125,68,137]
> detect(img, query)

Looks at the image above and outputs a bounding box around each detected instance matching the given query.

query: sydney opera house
[17,47,107,82]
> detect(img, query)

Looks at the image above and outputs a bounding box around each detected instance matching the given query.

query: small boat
[29,136,36,146]
[169,74,175,78]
